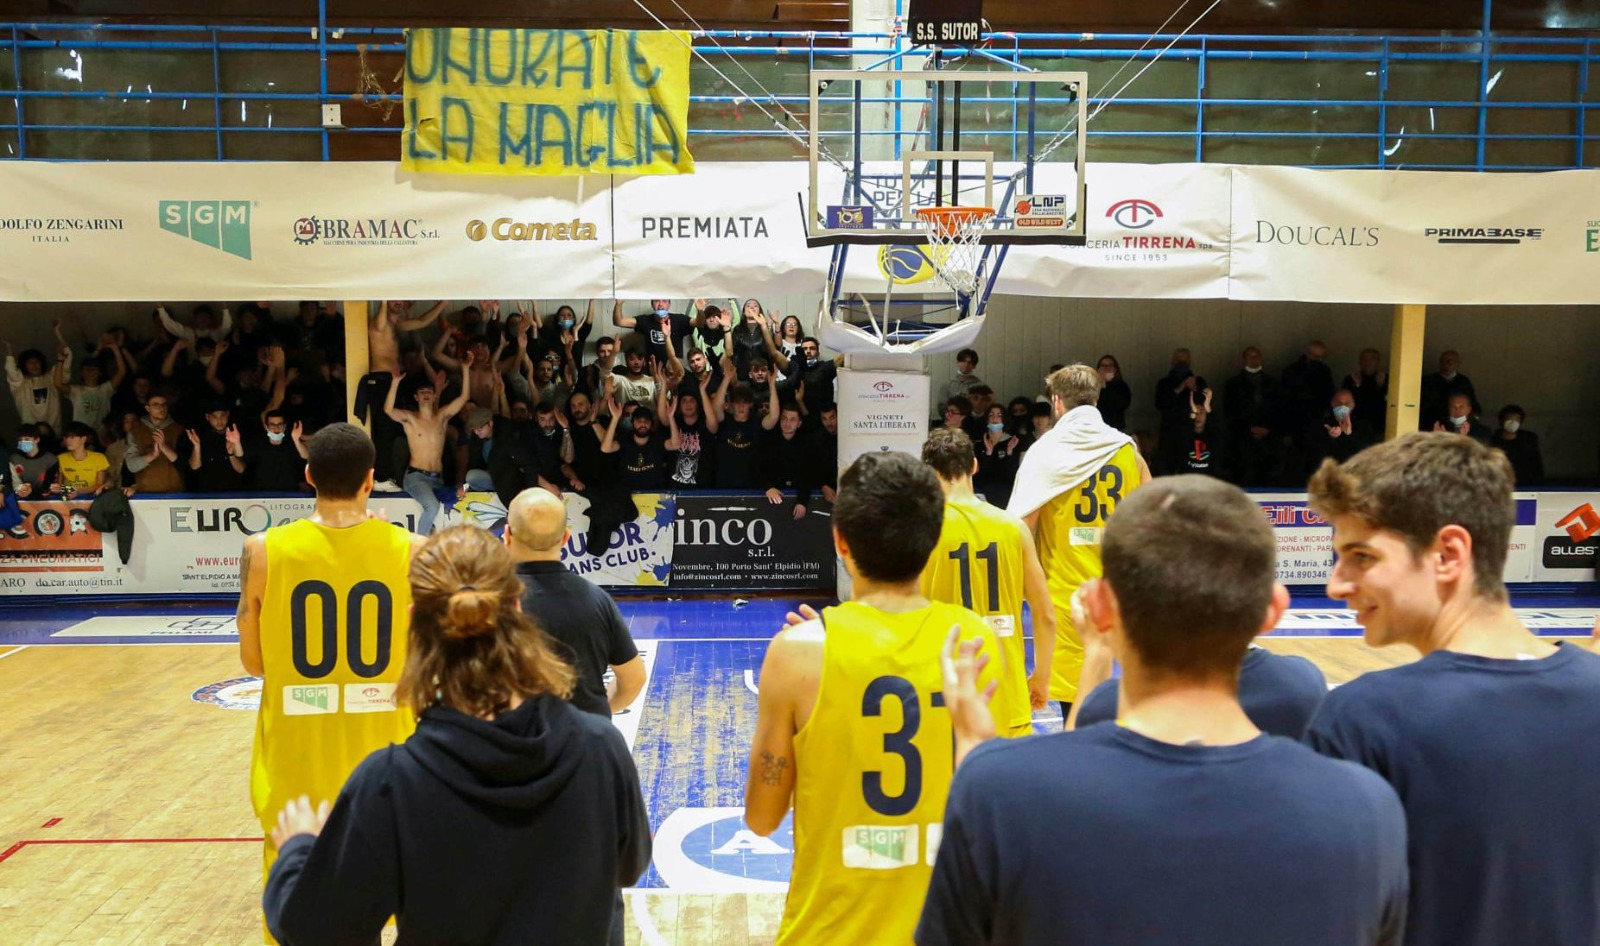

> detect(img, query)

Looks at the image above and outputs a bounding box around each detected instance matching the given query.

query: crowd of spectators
[3,304,1546,542]
[1,299,843,542]
[935,343,1545,507]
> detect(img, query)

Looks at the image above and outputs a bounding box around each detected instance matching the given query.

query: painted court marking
[51,615,238,639]
[0,646,29,661]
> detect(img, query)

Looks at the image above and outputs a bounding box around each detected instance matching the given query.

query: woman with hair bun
[262,525,650,946]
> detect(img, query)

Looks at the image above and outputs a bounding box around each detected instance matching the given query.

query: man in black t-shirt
[246,409,309,492]
[186,401,247,492]
[506,488,645,717]
[922,476,1407,946]
[611,299,693,365]
[601,394,679,491]
[792,336,837,422]
[711,355,778,489]
[1305,433,1600,946]
[657,378,714,488]
[761,404,817,519]
[813,403,838,502]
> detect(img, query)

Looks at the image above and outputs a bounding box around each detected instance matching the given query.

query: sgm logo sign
[159,200,253,260]
[1586,219,1599,253]
[1107,198,1162,229]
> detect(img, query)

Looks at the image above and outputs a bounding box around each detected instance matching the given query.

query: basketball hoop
[913,206,995,295]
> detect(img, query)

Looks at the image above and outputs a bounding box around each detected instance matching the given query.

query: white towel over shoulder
[1006,406,1133,519]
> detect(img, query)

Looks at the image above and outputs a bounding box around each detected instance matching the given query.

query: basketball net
[913,206,995,296]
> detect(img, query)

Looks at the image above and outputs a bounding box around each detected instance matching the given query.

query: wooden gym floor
[0,598,1593,945]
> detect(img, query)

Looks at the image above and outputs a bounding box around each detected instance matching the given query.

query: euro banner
[403,28,695,177]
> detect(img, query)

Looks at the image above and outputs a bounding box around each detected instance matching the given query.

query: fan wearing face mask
[1432,392,1491,445]
[1419,349,1480,431]
[611,298,696,366]
[1490,404,1544,486]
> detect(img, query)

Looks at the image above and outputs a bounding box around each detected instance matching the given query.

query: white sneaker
[372,479,401,492]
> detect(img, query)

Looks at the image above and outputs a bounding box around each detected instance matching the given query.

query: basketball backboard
[805,68,1088,248]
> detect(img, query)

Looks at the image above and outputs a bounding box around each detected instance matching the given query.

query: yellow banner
[402,28,695,177]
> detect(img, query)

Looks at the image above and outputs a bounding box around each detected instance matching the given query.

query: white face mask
[1332,405,1352,420]
[1503,419,1521,434]
[1448,414,1468,427]
[1441,370,1458,380]
[267,431,286,444]
[1244,365,1263,374]
[198,356,213,367]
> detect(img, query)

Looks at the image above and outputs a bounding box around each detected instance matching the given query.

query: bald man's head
[506,488,570,554]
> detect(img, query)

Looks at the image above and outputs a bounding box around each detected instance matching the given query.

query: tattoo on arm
[236,546,252,618]
[758,750,790,786]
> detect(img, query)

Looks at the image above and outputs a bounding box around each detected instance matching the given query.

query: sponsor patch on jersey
[925,823,943,865]
[1069,527,1102,546]
[282,684,339,715]
[983,614,1016,638]
[842,825,919,869]
[344,682,397,714]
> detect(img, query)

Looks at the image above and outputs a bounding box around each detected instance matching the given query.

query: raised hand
[291,421,304,442]
[481,300,501,318]
[186,428,201,447]
[225,424,242,451]
[694,297,707,312]
[213,339,230,356]
[463,350,478,369]
[941,625,998,763]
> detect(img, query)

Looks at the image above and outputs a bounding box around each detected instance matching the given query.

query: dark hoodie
[264,693,650,946]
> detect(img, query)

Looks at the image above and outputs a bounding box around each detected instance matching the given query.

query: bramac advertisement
[0,161,613,302]
[1254,491,1540,585]
[1229,166,1600,305]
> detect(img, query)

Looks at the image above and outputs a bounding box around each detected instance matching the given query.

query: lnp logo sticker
[983,614,1016,638]
[1015,194,1067,228]
[158,200,253,260]
[283,684,339,715]
[344,683,398,714]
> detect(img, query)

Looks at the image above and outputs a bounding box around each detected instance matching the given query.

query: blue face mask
[987,422,1005,433]
[17,439,36,453]
[558,319,574,329]
[655,308,670,318]
[1331,405,1352,420]
[267,431,286,445]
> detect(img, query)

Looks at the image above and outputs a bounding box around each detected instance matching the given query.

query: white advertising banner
[1,160,1595,304]
[835,367,932,470]
[0,491,674,596]
[610,162,830,298]
[1255,491,1539,586]
[1229,166,1600,305]
[0,161,614,302]
[995,162,1232,299]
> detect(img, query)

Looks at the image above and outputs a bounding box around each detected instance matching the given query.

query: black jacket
[265,694,650,946]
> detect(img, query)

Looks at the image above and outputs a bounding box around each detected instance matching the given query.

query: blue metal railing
[0,19,1595,169]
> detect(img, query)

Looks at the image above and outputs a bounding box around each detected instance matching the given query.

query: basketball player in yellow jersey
[920,428,1056,737]
[745,452,1005,946]
[237,423,422,940]
[1008,365,1150,724]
